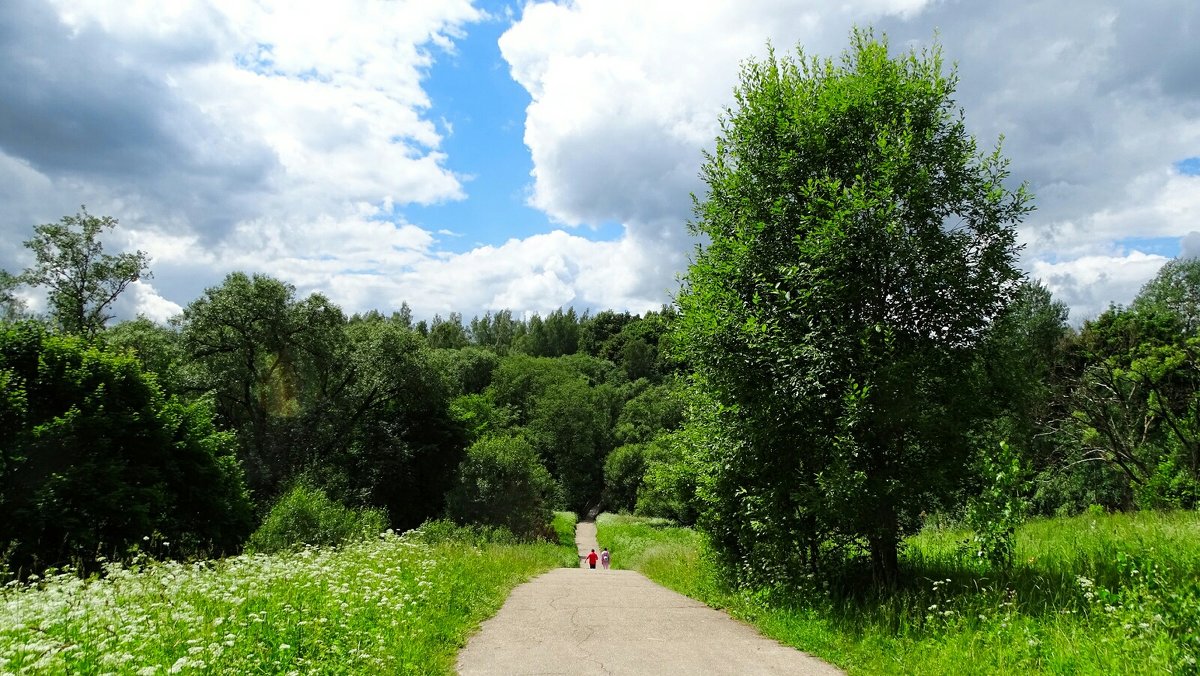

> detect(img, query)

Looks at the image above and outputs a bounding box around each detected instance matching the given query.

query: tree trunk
[868,505,900,586]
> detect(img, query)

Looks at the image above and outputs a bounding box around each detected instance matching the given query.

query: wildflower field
[0,516,578,675]
[597,511,1200,675]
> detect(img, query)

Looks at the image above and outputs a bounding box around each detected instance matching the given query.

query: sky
[1,0,1198,326]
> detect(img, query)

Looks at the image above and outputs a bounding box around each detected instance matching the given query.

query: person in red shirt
[586,549,598,569]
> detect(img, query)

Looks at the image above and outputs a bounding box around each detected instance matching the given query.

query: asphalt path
[455,521,842,675]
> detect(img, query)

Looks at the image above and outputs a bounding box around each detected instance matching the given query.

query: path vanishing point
[456,520,843,675]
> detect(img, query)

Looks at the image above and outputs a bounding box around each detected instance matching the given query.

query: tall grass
[597,511,1200,675]
[0,523,574,674]
[551,511,579,552]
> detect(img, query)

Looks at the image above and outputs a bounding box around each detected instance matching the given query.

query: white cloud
[500,0,931,232]
[399,230,669,319]
[0,0,489,319]
[498,0,1200,323]
[4,0,1199,326]
[1030,252,1168,323]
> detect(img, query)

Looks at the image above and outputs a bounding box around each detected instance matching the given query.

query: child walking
[600,548,610,570]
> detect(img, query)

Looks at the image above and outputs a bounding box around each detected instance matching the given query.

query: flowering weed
[0,526,566,674]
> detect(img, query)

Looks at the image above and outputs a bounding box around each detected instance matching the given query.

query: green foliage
[0,269,26,321]
[0,321,251,574]
[468,309,525,355]
[603,443,648,512]
[405,518,519,546]
[0,529,568,673]
[963,441,1031,568]
[601,511,1200,675]
[614,378,686,445]
[20,207,151,337]
[445,435,555,540]
[178,272,347,494]
[450,392,514,442]
[103,317,189,394]
[551,511,578,550]
[246,483,386,554]
[516,307,582,357]
[635,431,700,525]
[675,29,1030,584]
[485,353,624,512]
[337,318,467,529]
[427,312,469,349]
[1131,257,1200,334]
[526,378,619,513]
[179,274,466,530]
[430,346,499,396]
[581,307,679,382]
[1061,267,1200,512]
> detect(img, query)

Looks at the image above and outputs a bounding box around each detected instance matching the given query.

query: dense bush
[635,432,699,525]
[445,435,555,540]
[603,443,648,512]
[246,483,386,553]
[0,321,252,574]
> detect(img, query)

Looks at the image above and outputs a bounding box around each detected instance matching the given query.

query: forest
[1,31,1198,597]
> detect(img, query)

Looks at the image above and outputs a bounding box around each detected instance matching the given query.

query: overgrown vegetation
[245,483,387,554]
[0,523,573,674]
[2,26,1200,674]
[598,512,1200,674]
[0,321,252,575]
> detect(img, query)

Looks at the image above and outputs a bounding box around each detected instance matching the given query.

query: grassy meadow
[597,511,1200,675]
[0,514,578,675]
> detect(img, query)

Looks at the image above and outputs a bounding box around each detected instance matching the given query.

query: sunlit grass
[597,511,1200,675]
[0,525,571,674]
[551,511,578,551]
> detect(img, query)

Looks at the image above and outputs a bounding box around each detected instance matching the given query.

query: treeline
[0,212,684,574]
[3,211,1199,587]
[6,32,1200,596]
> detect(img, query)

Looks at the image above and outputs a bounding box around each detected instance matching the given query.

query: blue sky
[0,0,1198,324]
[408,4,558,252]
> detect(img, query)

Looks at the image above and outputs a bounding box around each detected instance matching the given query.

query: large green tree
[177,272,345,495]
[675,31,1031,584]
[21,208,151,338]
[0,321,251,573]
[1060,260,1200,510]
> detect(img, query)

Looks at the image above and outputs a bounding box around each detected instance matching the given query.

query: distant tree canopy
[176,273,467,530]
[676,30,1031,584]
[0,321,252,573]
[1055,259,1200,511]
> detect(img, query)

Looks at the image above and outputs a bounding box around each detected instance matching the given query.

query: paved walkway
[456,521,842,675]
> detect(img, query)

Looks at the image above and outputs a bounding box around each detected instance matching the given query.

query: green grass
[597,511,1200,675]
[0,523,576,674]
[551,511,579,553]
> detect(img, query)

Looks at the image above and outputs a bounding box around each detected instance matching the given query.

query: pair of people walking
[584,548,610,569]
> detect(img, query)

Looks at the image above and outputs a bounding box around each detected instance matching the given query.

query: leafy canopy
[675,29,1031,584]
[21,207,151,338]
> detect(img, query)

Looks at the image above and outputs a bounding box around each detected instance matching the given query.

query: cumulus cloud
[0,0,481,318]
[498,0,1200,322]
[1029,252,1168,322]
[2,0,1198,325]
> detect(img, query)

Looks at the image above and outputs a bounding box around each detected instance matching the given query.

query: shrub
[635,432,699,525]
[604,443,648,512]
[445,435,554,540]
[246,484,386,553]
[0,321,251,574]
[406,519,519,546]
